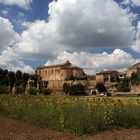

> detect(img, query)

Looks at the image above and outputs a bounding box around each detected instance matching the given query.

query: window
[45,70,47,75]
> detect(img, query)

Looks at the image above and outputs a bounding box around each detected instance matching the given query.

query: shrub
[15,86,25,94]
[95,83,107,92]
[0,85,8,94]
[106,92,111,96]
[63,83,70,94]
[29,87,37,95]
[42,88,52,95]
[63,83,86,96]
[116,78,130,92]
[70,83,86,96]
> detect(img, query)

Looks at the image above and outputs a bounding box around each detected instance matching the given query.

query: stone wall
[131,84,140,93]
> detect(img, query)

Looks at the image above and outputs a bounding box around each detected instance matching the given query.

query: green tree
[63,83,70,94]
[8,71,16,93]
[95,83,107,93]
[16,70,22,86]
[22,73,30,87]
[130,72,139,85]
[63,83,86,96]
[30,74,38,87]
[117,78,130,92]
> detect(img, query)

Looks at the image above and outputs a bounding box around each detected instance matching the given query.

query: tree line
[0,68,38,94]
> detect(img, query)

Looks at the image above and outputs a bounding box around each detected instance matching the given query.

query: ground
[0,116,140,140]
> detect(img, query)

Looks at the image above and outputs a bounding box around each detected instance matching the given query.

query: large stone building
[126,62,140,80]
[36,60,87,88]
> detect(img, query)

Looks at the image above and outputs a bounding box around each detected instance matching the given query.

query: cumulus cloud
[0,17,19,52]
[0,0,32,9]
[47,0,134,49]
[0,17,34,73]
[121,0,140,6]
[13,0,135,61]
[131,21,140,53]
[0,0,139,74]
[0,47,34,74]
[45,49,140,74]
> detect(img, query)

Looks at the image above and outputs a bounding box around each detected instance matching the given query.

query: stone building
[36,60,86,88]
[96,70,119,84]
[126,62,140,80]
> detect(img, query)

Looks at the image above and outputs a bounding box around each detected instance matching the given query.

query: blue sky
[0,0,140,74]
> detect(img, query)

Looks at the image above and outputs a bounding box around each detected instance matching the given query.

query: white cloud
[0,47,34,74]
[131,21,140,53]
[47,0,134,49]
[121,0,140,6]
[13,0,135,61]
[0,17,19,52]
[0,0,139,74]
[0,0,32,9]
[0,17,34,74]
[45,49,140,75]
[1,9,8,15]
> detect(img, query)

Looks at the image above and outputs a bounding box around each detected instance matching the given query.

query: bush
[95,83,107,92]
[29,87,37,95]
[0,85,8,94]
[42,88,52,95]
[63,83,86,96]
[116,78,130,92]
[63,83,70,94]
[15,86,25,94]
[106,92,111,96]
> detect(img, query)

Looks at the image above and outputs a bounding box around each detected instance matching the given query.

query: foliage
[63,83,86,96]
[130,72,140,85]
[15,70,22,86]
[8,71,16,93]
[42,88,52,95]
[0,68,39,94]
[29,87,38,95]
[117,78,130,92]
[30,74,39,87]
[63,83,70,94]
[1,95,140,135]
[95,83,107,92]
[106,92,112,96]
[0,86,8,94]
[15,86,25,94]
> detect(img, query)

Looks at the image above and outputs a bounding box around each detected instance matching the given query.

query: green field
[0,94,140,135]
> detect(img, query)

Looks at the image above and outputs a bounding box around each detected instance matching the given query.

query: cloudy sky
[0,0,140,74]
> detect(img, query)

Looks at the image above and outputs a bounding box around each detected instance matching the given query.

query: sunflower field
[0,94,140,135]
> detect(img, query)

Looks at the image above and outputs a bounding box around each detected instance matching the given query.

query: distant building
[36,60,86,88]
[126,62,140,80]
[96,70,119,84]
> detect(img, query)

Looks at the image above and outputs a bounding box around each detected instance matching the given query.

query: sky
[0,0,140,75]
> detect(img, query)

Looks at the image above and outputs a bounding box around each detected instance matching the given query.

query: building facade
[36,60,86,88]
[96,70,119,84]
[126,62,140,80]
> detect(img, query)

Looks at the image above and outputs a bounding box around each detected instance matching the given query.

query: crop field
[0,94,140,135]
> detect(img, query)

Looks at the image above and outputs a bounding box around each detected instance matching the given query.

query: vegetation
[0,86,8,94]
[1,95,140,135]
[116,78,130,92]
[63,83,86,96]
[95,83,107,93]
[0,68,39,94]
[42,88,52,95]
[130,72,140,85]
[29,87,38,95]
[15,86,25,94]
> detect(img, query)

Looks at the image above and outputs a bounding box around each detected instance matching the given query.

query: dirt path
[0,116,140,140]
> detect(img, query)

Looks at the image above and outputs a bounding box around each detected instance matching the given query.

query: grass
[0,94,140,135]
